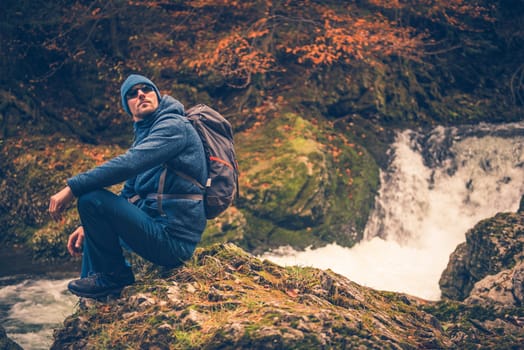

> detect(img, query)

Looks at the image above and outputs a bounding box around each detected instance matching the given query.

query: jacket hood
[156,95,185,117]
[134,95,185,130]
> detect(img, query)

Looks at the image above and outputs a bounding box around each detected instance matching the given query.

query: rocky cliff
[51,205,524,350]
[439,211,524,306]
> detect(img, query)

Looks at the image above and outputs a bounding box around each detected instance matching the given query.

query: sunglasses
[126,84,154,100]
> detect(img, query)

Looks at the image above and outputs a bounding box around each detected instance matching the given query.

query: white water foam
[0,278,77,350]
[261,127,524,301]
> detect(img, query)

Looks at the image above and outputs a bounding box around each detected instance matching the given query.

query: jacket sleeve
[67,116,189,197]
[120,177,136,199]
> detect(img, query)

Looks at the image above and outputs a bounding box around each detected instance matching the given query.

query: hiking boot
[68,268,135,299]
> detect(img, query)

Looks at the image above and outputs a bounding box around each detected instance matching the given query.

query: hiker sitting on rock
[48,74,207,299]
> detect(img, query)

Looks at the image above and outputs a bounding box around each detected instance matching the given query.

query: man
[49,74,207,299]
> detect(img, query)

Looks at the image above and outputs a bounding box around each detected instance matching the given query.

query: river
[0,247,79,350]
[0,276,77,350]
[1,121,523,349]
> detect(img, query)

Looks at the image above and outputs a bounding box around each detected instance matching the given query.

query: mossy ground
[52,243,453,349]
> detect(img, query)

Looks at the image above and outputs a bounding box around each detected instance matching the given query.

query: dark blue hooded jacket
[67,95,207,243]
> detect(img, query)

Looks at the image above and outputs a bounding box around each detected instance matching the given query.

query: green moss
[173,330,200,349]
[0,136,125,253]
[284,266,321,291]
[232,111,381,251]
[266,226,319,250]
[241,212,321,253]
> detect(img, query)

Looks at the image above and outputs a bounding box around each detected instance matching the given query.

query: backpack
[166,104,239,219]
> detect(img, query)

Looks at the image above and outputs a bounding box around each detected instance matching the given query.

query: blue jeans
[77,189,196,278]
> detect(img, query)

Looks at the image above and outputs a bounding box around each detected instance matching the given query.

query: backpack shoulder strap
[153,167,204,216]
[173,169,206,190]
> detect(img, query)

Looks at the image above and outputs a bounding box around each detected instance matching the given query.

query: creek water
[0,276,77,350]
[0,247,80,349]
[2,121,523,349]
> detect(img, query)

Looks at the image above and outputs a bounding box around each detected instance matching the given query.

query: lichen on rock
[439,212,524,302]
[52,243,450,349]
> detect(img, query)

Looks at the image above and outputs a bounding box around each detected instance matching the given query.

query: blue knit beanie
[120,74,161,115]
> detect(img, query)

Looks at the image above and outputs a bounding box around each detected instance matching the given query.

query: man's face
[125,84,159,120]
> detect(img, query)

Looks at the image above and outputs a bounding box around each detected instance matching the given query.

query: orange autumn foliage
[27,0,496,92]
[4,0,501,138]
[182,0,437,84]
[367,0,494,29]
[286,8,425,66]
[188,31,276,88]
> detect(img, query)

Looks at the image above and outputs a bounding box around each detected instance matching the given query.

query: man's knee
[78,190,111,214]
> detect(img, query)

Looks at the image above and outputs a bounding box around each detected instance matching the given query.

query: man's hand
[67,226,84,257]
[49,186,74,221]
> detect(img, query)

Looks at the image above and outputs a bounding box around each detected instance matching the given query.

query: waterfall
[261,122,524,300]
[365,123,524,243]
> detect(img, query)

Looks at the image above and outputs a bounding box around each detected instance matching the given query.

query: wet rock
[431,211,524,348]
[0,325,23,350]
[233,113,379,253]
[465,261,524,309]
[440,212,524,301]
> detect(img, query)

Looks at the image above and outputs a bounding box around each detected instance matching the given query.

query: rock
[0,325,23,350]
[52,243,452,349]
[465,261,524,309]
[431,211,524,348]
[233,113,379,253]
[438,242,470,300]
[440,212,524,301]
[51,242,524,349]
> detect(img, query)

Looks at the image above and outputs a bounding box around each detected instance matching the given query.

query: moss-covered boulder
[0,134,125,261]
[224,113,379,253]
